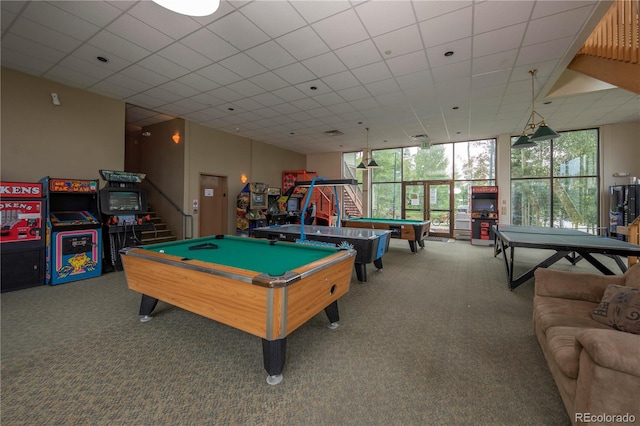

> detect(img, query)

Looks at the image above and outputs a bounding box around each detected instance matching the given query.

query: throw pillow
[592,285,640,335]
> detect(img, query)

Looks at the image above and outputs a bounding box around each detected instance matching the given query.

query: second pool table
[342,218,431,253]
[120,235,355,385]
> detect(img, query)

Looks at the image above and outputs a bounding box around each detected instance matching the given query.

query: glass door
[427,181,453,237]
[403,182,425,221]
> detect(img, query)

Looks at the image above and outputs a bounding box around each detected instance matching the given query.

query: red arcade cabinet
[40,177,102,285]
[0,181,46,292]
[470,186,499,246]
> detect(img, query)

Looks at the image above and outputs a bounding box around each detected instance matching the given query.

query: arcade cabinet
[0,181,46,292]
[40,177,102,285]
[99,170,152,271]
[266,187,287,225]
[470,186,499,246]
[236,182,268,236]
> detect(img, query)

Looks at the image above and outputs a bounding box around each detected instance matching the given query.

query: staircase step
[141,229,173,238]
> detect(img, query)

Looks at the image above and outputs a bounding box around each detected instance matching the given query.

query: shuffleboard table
[120,235,355,385]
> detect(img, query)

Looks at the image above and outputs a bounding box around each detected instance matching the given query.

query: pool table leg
[262,338,286,385]
[408,240,417,253]
[354,263,367,283]
[417,239,425,249]
[139,294,158,323]
[373,258,383,270]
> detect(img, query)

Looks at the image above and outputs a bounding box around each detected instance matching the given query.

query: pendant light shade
[367,159,380,168]
[357,127,381,170]
[356,161,367,169]
[512,134,537,149]
[512,69,559,149]
[529,121,560,142]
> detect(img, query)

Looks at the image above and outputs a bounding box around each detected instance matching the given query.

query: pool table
[342,218,431,253]
[119,235,355,385]
[252,224,391,283]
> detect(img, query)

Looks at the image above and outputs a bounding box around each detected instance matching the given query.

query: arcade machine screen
[51,211,92,223]
[108,191,141,212]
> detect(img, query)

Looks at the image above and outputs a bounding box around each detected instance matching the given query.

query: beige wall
[185,122,306,236]
[1,68,124,183]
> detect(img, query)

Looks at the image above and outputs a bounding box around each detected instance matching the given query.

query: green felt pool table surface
[142,235,342,276]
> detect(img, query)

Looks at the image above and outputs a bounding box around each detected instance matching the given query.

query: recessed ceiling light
[228,107,235,111]
[452,106,459,110]
[310,86,317,90]
[384,50,392,55]
[544,101,552,105]
[97,56,109,63]
[444,51,454,57]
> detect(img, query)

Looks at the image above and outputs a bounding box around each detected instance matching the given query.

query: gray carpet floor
[3,238,620,425]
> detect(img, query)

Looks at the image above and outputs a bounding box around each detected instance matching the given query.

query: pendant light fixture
[512,69,560,149]
[357,127,380,169]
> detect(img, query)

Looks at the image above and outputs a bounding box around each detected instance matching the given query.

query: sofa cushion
[533,296,611,334]
[591,285,640,335]
[545,326,584,379]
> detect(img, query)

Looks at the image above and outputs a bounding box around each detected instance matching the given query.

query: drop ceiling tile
[251,93,283,106]
[312,9,369,50]
[233,98,267,111]
[91,79,139,100]
[138,54,190,79]
[196,63,243,86]
[49,1,123,27]
[473,23,527,58]
[226,80,266,97]
[524,7,593,46]
[515,37,574,67]
[10,16,83,53]
[419,7,472,48]
[532,1,596,19]
[321,71,361,91]
[355,0,416,37]
[240,1,306,38]
[386,50,429,77]
[426,37,471,68]
[276,26,331,61]
[291,97,322,111]
[290,1,352,24]
[270,86,307,103]
[88,31,151,63]
[413,1,472,22]
[249,72,290,91]
[338,86,371,101]
[1,34,67,65]
[176,73,220,92]
[473,1,533,35]
[207,11,270,50]
[312,92,345,107]
[472,49,518,76]
[208,86,245,103]
[157,43,212,71]
[105,72,153,93]
[246,41,297,69]
[190,93,226,108]
[44,65,103,89]
[334,39,383,69]
[302,52,347,78]
[373,25,423,60]
[22,2,100,40]
[180,28,239,62]
[127,1,201,39]
[364,78,400,96]
[219,53,268,78]
[273,62,316,85]
[107,14,173,52]
[352,61,393,85]
[159,80,201,98]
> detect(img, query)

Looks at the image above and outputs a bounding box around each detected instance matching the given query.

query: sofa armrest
[576,329,640,376]
[534,268,626,303]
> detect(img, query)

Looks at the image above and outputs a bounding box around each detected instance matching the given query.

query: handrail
[144,176,194,239]
[343,162,363,216]
[577,0,638,64]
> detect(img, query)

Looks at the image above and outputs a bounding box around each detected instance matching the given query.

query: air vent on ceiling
[324,130,344,136]
[411,134,429,142]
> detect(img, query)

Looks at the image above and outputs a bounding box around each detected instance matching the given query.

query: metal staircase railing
[144,177,194,240]
[342,162,363,217]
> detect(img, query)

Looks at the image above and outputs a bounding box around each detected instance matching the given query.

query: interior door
[427,181,453,237]
[199,174,227,237]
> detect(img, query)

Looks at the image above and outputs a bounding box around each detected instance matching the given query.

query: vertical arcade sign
[0,182,43,243]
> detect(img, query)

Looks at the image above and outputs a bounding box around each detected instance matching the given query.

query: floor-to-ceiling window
[510,129,599,231]
[352,139,496,221]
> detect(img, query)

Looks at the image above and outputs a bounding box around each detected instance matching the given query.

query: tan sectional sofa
[533,264,640,425]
